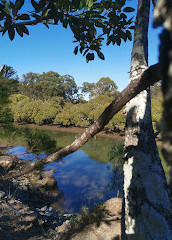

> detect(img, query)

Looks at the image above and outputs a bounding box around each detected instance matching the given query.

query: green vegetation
[22,128,58,154]
[68,204,106,233]
[0,125,59,154]
[0,66,18,123]
[0,0,134,62]
[20,72,79,102]
[0,67,163,135]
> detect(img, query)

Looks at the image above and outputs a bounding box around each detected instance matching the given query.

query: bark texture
[124,0,172,239]
[1,64,162,180]
[154,0,172,193]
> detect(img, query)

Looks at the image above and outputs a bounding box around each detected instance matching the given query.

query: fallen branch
[1,63,162,180]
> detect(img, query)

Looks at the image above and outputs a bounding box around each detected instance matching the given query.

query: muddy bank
[13,123,162,145]
[13,123,125,140]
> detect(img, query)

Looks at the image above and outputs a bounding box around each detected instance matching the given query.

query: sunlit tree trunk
[124,0,172,239]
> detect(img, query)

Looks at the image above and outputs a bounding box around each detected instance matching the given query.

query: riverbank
[13,123,124,140]
[13,122,162,145]
[0,148,124,240]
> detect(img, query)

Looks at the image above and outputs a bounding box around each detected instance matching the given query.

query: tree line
[0,66,162,134]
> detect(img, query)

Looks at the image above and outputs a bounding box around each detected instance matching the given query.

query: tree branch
[0,18,47,33]
[1,63,162,180]
[0,64,5,72]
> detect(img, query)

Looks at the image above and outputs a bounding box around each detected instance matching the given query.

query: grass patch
[67,203,106,234]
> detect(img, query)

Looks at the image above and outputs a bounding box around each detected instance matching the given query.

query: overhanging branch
[0,18,46,33]
[1,63,162,180]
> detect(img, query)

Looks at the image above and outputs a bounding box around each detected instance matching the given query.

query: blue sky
[0,1,161,91]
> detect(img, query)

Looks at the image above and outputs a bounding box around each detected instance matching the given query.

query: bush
[8,93,163,135]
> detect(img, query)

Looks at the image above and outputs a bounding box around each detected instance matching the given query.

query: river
[0,124,169,213]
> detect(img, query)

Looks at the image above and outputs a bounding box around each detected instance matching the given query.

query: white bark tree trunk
[124,0,172,239]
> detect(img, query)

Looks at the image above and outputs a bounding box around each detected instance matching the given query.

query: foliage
[150,81,162,99]
[0,0,134,61]
[9,94,31,122]
[34,97,65,124]
[108,144,124,168]
[22,128,57,154]
[19,71,79,101]
[1,65,19,81]
[82,77,119,99]
[1,66,162,133]
[151,97,163,135]
[8,90,163,134]
[106,108,125,131]
[107,144,124,195]
[68,203,106,233]
[0,106,13,123]
[54,101,75,126]
[0,66,19,123]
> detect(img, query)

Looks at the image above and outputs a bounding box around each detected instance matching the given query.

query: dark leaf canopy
[0,0,135,61]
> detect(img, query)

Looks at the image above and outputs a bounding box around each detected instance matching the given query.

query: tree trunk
[124,0,172,239]
[154,0,172,194]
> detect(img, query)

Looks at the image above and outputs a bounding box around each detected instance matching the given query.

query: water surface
[3,125,169,212]
[5,127,123,212]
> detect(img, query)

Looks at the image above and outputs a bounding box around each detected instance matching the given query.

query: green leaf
[20,25,29,35]
[79,1,83,10]
[80,44,84,54]
[123,7,135,13]
[8,28,15,40]
[4,18,12,29]
[16,25,23,37]
[120,13,127,19]
[97,51,105,60]
[62,20,68,28]
[43,22,49,29]
[2,6,10,15]
[43,9,48,17]
[107,35,113,46]
[46,20,54,25]
[129,25,135,30]
[0,3,4,10]
[83,49,89,56]
[1,0,10,9]
[0,11,5,21]
[126,30,132,41]
[116,36,121,45]
[74,46,78,55]
[18,14,30,20]
[88,0,94,8]
[12,0,24,17]
[86,52,94,62]
[31,0,40,12]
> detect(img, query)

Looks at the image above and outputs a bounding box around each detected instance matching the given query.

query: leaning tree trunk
[123,0,172,239]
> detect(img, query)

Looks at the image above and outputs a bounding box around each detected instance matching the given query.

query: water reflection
[45,150,118,212]
[6,145,121,213]
[6,145,46,161]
